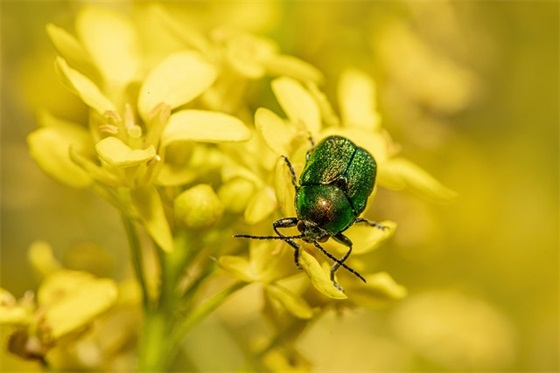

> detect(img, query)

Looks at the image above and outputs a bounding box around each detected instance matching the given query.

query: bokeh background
[1,1,558,372]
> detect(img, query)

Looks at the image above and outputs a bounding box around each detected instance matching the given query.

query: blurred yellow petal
[244,187,277,224]
[27,241,61,278]
[307,83,340,128]
[379,157,458,202]
[95,137,156,168]
[46,23,99,83]
[347,272,407,308]
[130,185,174,253]
[331,220,397,255]
[255,107,296,156]
[338,68,381,131]
[27,127,93,188]
[138,51,217,121]
[250,241,295,283]
[45,278,118,339]
[38,270,94,307]
[274,156,297,217]
[76,7,140,88]
[218,178,255,213]
[264,54,324,84]
[299,250,347,300]
[0,289,33,325]
[55,57,116,114]
[225,32,276,78]
[218,256,254,283]
[271,77,321,136]
[266,283,313,319]
[162,110,251,145]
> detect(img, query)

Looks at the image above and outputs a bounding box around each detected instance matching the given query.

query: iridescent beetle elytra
[235,135,387,291]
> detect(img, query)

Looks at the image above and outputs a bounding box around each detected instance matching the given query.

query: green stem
[121,214,150,309]
[138,309,172,371]
[169,281,246,352]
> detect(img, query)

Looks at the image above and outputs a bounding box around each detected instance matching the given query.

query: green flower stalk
[1,5,455,372]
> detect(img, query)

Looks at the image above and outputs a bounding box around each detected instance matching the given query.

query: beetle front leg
[273,217,302,268]
[328,233,356,291]
[355,217,388,230]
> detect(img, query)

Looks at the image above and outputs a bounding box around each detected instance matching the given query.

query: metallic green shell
[298,136,377,218]
[295,185,355,236]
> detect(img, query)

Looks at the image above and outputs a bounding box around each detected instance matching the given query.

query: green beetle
[236,135,387,291]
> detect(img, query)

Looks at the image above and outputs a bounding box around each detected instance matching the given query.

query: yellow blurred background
[1,1,557,371]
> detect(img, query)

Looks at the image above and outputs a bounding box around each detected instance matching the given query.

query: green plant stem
[168,281,246,356]
[121,214,150,309]
[138,308,172,371]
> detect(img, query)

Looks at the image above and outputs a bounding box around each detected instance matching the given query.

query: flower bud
[174,184,224,229]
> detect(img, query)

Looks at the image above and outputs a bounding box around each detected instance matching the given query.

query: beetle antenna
[313,241,366,283]
[281,155,298,190]
[234,234,305,240]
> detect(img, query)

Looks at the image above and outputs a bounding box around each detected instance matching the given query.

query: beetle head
[297,220,330,243]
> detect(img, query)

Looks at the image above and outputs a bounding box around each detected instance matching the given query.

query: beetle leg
[281,155,298,190]
[307,134,315,147]
[273,217,302,268]
[355,217,388,230]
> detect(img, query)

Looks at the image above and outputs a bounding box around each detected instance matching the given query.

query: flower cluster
[1,5,455,371]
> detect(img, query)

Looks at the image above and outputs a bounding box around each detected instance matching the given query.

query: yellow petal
[299,250,347,299]
[55,57,116,114]
[0,289,33,325]
[46,23,100,83]
[250,240,295,283]
[38,270,95,307]
[95,137,156,168]
[244,187,277,224]
[266,283,313,319]
[326,220,397,255]
[138,51,217,121]
[45,277,118,339]
[264,54,324,84]
[218,256,254,282]
[225,33,276,78]
[130,185,174,253]
[218,177,255,213]
[379,157,458,202]
[162,110,251,146]
[274,156,297,218]
[27,241,61,278]
[338,68,381,131]
[347,272,407,308]
[27,127,93,188]
[76,6,140,88]
[271,77,321,137]
[255,107,296,156]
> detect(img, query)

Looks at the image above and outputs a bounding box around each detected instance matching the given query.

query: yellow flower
[30,7,254,254]
[219,239,314,318]
[1,242,139,370]
[1,271,118,363]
